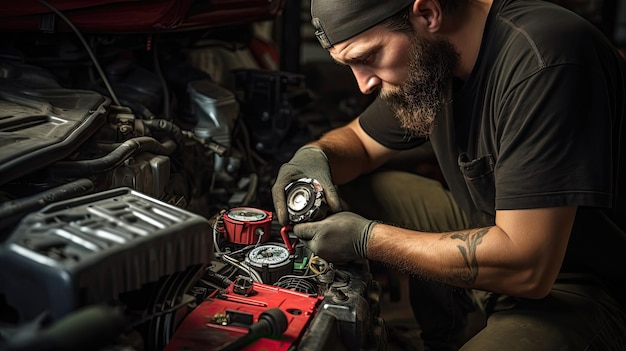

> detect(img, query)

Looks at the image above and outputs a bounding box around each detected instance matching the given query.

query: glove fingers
[292,222,316,240]
[274,203,288,226]
[271,186,288,225]
[271,164,302,225]
[322,184,343,214]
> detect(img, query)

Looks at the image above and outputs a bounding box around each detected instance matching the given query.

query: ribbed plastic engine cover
[0,187,212,323]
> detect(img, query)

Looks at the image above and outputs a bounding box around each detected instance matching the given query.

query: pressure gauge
[245,244,293,284]
[223,207,272,245]
[226,207,268,222]
[285,178,328,224]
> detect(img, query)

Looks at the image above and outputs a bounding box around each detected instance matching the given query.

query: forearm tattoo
[445,227,490,285]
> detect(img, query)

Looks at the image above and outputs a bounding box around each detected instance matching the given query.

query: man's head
[311,0,415,49]
[311,0,466,49]
[311,0,461,136]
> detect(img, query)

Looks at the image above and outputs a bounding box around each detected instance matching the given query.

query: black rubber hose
[141,119,183,146]
[0,178,94,231]
[217,308,288,351]
[205,271,234,288]
[48,136,176,177]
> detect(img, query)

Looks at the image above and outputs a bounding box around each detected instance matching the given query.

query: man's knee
[339,170,468,231]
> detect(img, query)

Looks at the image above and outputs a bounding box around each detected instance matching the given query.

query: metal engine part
[0,13,384,348]
[285,177,329,224]
[209,206,386,351]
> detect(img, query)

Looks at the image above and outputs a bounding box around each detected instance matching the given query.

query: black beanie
[311,0,415,49]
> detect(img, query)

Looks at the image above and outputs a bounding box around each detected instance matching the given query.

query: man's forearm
[309,126,375,185]
[366,223,546,298]
[309,119,397,185]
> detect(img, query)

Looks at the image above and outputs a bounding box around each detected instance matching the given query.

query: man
[272,0,626,349]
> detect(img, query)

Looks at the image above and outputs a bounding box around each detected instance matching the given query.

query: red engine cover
[165,281,323,351]
[0,0,285,32]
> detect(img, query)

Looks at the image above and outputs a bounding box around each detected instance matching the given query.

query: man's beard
[380,33,459,137]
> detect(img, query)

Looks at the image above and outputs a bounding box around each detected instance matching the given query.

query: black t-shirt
[359,0,626,300]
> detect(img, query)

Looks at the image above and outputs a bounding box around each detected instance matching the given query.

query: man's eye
[359,55,372,65]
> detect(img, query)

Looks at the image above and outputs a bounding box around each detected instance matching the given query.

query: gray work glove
[271,145,343,226]
[293,211,377,263]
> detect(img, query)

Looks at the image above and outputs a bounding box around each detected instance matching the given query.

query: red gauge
[222,207,272,245]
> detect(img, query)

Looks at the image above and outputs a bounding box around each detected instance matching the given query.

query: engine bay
[0,1,384,350]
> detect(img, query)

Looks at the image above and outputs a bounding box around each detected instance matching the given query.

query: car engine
[0,1,385,350]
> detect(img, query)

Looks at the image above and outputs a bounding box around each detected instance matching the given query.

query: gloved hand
[292,211,377,263]
[271,145,343,226]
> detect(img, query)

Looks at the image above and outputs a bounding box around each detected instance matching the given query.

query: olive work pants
[338,170,626,351]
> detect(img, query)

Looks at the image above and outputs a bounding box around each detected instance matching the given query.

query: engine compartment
[0,2,383,350]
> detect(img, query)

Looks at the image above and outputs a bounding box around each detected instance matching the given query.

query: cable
[216,308,288,351]
[308,255,329,275]
[213,212,226,257]
[275,273,320,282]
[152,36,171,120]
[37,0,121,106]
[221,253,263,283]
[226,244,256,257]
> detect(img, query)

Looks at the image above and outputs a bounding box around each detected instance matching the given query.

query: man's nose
[351,67,381,95]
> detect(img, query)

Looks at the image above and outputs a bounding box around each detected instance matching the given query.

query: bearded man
[271,0,626,349]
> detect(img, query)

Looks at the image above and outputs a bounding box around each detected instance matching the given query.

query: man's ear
[410,0,443,32]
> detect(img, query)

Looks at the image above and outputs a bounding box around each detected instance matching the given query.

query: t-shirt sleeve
[358,95,426,150]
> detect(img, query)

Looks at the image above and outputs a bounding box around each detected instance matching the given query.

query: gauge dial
[246,244,290,267]
[227,207,268,222]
